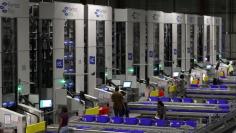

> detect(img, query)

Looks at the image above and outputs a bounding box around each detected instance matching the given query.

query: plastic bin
[111,117,123,124]
[96,115,110,123]
[185,120,197,128]
[171,97,182,102]
[139,118,153,126]
[83,115,96,122]
[149,97,159,101]
[182,98,193,103]
[85,106,99,115]
[206,99,217,104]
[217,99,228,104]
[170,120,183,128]
[155,119,169,127]
[160,97,170,102]
[124,118,138,125]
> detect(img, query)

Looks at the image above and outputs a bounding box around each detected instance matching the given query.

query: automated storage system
[114,9,146,80]
[204,16,214,64]
[39,2,84,95]
[213,17,222,61]
[197,16,204,63]
[85,5,112,95]
[185,14,198,71]
[146,11,164,78]
[163,13,185,75]
[0,0,29,105]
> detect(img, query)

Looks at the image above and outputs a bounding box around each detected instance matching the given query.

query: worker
[177,74,186,97]
[111,87,124,117]
[144,77,151,99]
[121,91,129,117]
[58,106,69,133]
[227,61,234,76]
[155,101,166,119]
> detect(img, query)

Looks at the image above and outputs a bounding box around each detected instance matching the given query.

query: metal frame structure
[185,14,198,71]
[39,2,84,94]
[163,12,186,75]
[146,11,164,78]
[114,9,146,80]
[213,17,222,62]
[203,16,214,64]
[85,4,112,95]
[0,0,29,105]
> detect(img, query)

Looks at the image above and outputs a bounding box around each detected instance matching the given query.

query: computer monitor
[39,100,52,109]
[173,72,179,77]
[123,81,132,88]
[206,65,212,69]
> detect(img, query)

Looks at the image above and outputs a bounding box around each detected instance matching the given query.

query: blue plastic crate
[83,115,96,122]
[206,99,217,104]
[130,130,144,133]
[111,117,123,124]
[160,97,170,102]
[139,118,153,126]
[149,96,159,101]
[170,120,183,128]
[124,117,138,125]
[182,98,193,103]
[210,85,218,88]
[155,119,169,127]
[217,99,228,104]
[220,85,227,88]
[185,120,197,128]
[190,84,199,88]
[96,115,110,123]
[171,97,182,102]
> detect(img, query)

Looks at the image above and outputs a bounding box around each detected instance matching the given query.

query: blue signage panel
[128,53,133,60]
[149,51,153,57]
[89,56,96,64]
[174,49,177,55]
[56,59,63,69]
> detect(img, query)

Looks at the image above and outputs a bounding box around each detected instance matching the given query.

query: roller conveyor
[186,88,236,99]
[208,76,236,84]
[69,120,188,133]
[128,102,223,111]
[128,101,228,123]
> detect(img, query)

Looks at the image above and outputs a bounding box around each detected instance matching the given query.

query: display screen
[206,65,212,69]
[173,72,179,77]
[123,81,132,88]
[40,100,52,109]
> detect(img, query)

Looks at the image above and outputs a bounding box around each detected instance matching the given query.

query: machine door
[64,20,76,92]
[96,21,105,86]
[2,18,18,108]
[133,22,140,79]
[197,25,203,62]
[153,23,160,76]
[164,24,172,75]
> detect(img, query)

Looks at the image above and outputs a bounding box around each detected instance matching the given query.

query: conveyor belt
[128,102,228,123]
[69,120,189,133]
[186,88,236,100]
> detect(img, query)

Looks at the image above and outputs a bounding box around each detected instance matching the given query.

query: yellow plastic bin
[150,90,159,97]
[85,106,99,115]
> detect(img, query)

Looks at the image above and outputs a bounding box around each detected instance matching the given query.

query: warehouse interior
[0,0,236,133]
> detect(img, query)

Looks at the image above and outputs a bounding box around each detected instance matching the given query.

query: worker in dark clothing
[177,74,186,97]
[121,91,129,117]
[58,106,69,133]
[155,101,166,119]
[111,87,124,117]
